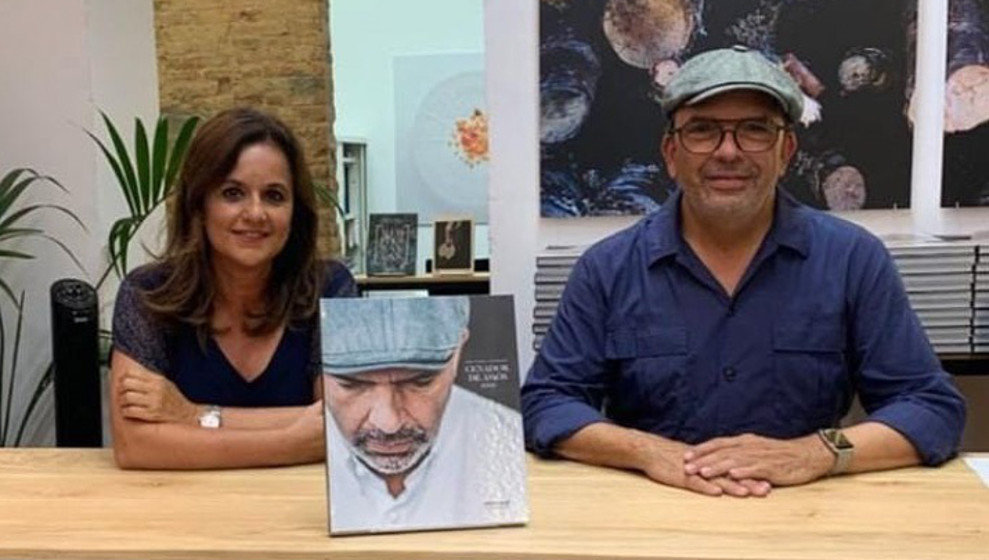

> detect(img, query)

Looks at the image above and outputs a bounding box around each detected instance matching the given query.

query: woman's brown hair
[141,107,321,341]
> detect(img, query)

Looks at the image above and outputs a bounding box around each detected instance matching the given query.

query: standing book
[319,295,529,534]
[366,213,417,276]
[432,216,474,274]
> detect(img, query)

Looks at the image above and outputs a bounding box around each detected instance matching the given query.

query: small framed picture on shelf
[432,216,473,275]
[366,213,417,276]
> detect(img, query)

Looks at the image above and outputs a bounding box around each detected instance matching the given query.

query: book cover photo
[433,217,474,274]
[366,213,418,276]
[319,295,529,535]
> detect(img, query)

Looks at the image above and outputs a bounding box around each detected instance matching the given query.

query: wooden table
[0,450,986,559]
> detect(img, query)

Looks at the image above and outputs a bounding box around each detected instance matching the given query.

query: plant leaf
[107,218,130,278]
[0,168,26,194]
[151,117,168,207]
[13,169,70,194]
[0,175,40,222]
[0,227,43,241]
[0,203,86,233]
[135,117,151,214]
[0,231,84,275]
[102,111,140,216]
[13,361,54,447]
[85,129,136,216]
[38,234,86,275]
[314,180,347,217]
[2,292,25,445]
[164,116,199,197]
[0,249,35,260]
[0,299,6,441]
[107,217,139,278]
[0,278,18,308]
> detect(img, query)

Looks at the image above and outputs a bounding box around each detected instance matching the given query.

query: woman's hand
[117,368,199,425]
[288,401,326,461]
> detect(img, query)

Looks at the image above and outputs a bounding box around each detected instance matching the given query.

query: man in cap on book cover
[322,296,526,533]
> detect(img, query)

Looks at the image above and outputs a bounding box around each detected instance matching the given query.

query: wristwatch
[818,428,853,475]
[198,405,222,429]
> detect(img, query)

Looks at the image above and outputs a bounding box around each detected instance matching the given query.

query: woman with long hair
[110,108,355,469]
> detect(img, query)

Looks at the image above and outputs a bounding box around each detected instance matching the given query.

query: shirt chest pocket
[604,326,689,426]
[772,314,848,429]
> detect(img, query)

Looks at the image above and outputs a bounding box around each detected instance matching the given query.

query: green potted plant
[87,111,198,284]
[0,168,84,446]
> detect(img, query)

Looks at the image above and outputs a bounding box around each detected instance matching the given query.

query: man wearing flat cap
[322,297,525,532]
[522,46,966,497]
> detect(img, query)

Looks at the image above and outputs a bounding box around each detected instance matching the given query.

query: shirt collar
[644,189,683,265]
[644,187,810,266]
[768,188,810,258]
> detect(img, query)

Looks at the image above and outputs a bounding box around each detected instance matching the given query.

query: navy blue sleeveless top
[112,261,357,407]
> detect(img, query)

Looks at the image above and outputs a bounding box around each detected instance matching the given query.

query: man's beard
[350,427,432,476]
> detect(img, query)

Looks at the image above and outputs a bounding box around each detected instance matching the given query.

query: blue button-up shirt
[522,189,966,465]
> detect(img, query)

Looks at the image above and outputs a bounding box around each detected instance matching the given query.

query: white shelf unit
[335,138,368,273]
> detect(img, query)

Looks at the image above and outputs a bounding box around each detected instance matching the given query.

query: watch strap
[198,405,222,429]
[818,428,853,476]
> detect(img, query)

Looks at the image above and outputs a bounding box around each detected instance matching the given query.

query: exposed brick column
[153,0,340,257]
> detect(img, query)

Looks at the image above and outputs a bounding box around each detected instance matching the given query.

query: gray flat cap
[322,297,470,375]
[661,45,804,123]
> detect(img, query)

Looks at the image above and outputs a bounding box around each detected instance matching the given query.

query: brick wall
[153,0,340,256]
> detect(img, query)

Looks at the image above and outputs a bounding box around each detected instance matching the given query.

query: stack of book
[975,246,989,354]
[532,241,987,355]
[887,241,977,354]
[532,248,583,350]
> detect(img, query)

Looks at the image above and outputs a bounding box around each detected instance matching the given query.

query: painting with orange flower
[395,53,489,222]
[451,109,489,168]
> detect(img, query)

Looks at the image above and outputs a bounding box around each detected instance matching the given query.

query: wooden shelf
[354,272,490,295]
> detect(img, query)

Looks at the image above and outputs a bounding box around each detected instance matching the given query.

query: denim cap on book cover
[322,297,470,375]
[660,45,804,123]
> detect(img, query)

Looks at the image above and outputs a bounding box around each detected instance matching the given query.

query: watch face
[825,429,853,450]
[199,411,221,429]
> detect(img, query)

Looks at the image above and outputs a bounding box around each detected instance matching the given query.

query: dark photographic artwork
[942,0,989,207]
[433,218,474,273]
[366,213,418,276]
[540,0,918,217]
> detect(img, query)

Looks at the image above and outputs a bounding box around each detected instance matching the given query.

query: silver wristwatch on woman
[198,405,222,429]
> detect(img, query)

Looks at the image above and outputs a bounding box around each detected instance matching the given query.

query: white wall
[0,0,159,444]
[331,0,488,272]
[486,0,989,371]
[87,0,163,265]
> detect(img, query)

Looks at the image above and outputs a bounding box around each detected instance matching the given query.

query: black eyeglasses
[672,119,788,154]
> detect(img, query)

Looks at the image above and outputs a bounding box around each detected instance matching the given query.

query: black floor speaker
[50,279,101,447]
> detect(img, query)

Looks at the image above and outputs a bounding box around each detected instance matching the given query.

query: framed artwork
[540,0,917,216]
[366,213,417,276]
[433,217,474,274]
[395,53,490,223]
[941,0,989,207]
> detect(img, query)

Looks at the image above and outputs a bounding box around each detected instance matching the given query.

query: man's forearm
[680,422,923,487]
[556,422,770,497]
[841,421,921,474]
[555,421,685,475]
